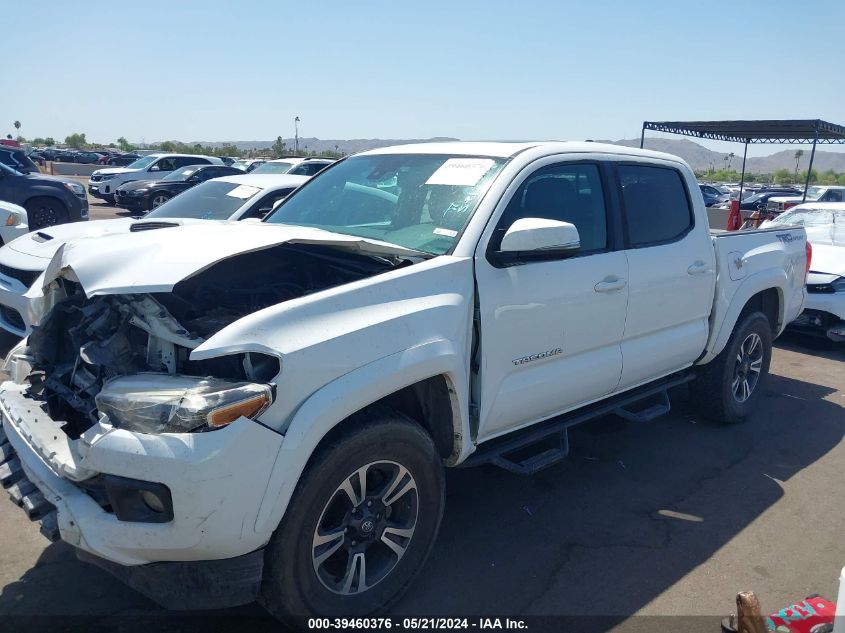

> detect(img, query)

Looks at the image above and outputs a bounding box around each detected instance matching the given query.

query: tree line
[17,130,343,160]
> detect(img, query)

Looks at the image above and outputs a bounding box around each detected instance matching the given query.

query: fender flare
[253,338,470,534]
[698,268,786,364]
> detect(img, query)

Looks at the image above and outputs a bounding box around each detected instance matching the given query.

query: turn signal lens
[207,392,271,428]
[805,240,813,284]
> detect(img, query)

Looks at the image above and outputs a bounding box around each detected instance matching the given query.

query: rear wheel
[25,197,69,230]
[690,311,772,423]
[149,192,171,210]
[260,411,444,618]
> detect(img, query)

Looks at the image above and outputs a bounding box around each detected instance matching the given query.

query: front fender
[252,338,471,535]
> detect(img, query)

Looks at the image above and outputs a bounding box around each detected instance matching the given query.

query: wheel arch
[253,339,470,535]
[700,273,784,364]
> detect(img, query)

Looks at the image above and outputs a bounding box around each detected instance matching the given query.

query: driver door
[474,160,628,441]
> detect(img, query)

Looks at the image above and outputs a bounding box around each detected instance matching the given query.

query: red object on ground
[764,595,836,632]
[726,199,743,231]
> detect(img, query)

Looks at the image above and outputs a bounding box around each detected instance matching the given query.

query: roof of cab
[359,141,687,164]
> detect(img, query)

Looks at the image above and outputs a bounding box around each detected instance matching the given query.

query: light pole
[294,116,300,154]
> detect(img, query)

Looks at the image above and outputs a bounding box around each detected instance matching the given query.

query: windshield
[804,186,824,200]
[768,208,845,227]
[146,180,263,220]
[251,161,295,175]
[162,165,202,182]
[265,154,506,255]
[125,156,157,170]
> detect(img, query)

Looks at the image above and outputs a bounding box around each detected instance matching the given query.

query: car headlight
[833,277,845,293]
[95,374,273,434]
[63,182,86,196]
[98,174,115,181]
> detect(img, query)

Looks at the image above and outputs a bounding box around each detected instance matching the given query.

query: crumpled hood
[44,221,424,296]
[5,217,211,262]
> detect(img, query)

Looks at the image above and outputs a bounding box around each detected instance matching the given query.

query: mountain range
[191,136,845,173]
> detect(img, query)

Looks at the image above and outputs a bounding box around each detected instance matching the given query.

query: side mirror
[493,217,580,266]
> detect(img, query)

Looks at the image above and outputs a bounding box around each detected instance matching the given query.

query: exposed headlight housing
[95,374,273,434]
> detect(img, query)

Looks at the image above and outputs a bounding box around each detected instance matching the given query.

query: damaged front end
[21,242,398,438]
[26,288,277,437]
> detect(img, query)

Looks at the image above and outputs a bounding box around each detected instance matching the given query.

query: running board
[462,372,694,475]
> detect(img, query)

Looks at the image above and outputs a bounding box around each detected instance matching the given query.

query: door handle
[687,261,710,276]
[594,278,627,293]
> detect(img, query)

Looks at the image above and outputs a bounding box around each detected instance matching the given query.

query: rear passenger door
[615,162,715,390]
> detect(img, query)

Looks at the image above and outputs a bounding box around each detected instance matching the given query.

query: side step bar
[461,371,694,475]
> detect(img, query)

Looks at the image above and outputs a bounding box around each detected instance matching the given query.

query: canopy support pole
[738,140,749,203]
[803,126,818,203]
[640,123,646,149]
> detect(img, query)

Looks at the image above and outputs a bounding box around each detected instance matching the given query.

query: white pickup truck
[0,142,807,618]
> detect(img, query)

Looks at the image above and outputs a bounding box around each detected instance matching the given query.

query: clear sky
[4,0,845,156]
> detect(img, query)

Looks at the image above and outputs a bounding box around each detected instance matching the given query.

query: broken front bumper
[0,380,284,594]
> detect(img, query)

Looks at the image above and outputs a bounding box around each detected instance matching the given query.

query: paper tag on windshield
[433,227,458,237]
[426,158,495,186]
[226,184,261,199]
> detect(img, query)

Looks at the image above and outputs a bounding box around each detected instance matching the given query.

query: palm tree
[794,149,804,175]
[13,120,21,138]
[727,152,735,171]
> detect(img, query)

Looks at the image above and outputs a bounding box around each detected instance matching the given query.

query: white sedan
[0,174,309,336]
[762,202,845,342]
[0,200,30,246]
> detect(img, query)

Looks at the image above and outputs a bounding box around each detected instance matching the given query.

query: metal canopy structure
[639,119,845,203]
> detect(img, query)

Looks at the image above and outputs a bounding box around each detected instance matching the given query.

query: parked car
[0,146,39,174]
[27,151,46,167]
[106,153,142,166]
[761,202,845,342]
[0,200,29,245]
[114,164,244,213]
[252,157,335,176]
[0,142,807,618]
[711,188,803,213]
[0,162,88,230]
[88,153,224,203]
[73,151,104,164]
[766,185,845,214]
[219,156,237,166]
[0,173,309,335]
[698,183,730,207]
[232,158,268,172]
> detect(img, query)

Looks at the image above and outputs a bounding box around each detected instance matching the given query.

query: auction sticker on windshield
[426,158,496,186]
[226,185,261,199]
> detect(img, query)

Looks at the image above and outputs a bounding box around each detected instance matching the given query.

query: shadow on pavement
[0,355,841,631]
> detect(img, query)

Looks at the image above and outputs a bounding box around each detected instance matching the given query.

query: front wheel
[690,311,772,423]
[261,411,444,618]
[149,192,171,210]
[25,197,69,229]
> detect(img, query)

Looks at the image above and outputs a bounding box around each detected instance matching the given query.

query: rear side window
[618,165,693,246]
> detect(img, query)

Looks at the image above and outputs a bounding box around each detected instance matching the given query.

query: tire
[25,197,69,230]
[690,311,772,424]
[148,192,171,210]
[260,410,444,618]
[102,194,115,204]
